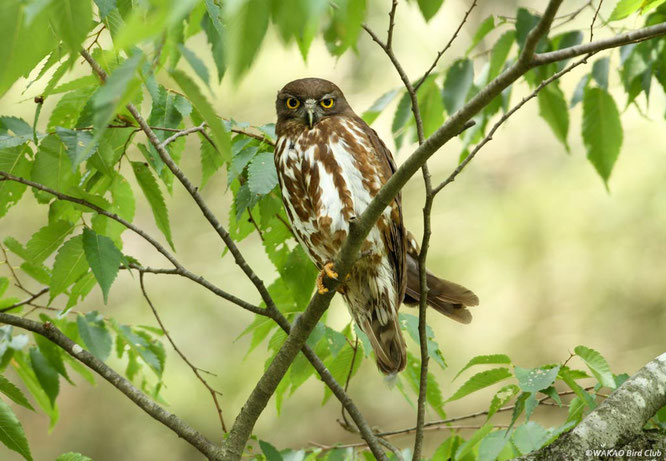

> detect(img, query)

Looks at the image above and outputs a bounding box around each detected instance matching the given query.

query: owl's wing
[356,117,407,304]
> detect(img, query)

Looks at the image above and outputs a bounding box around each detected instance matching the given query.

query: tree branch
[517,353,666,460]
[0,312,225,460]
[139,273,228,433]
[0,287,49,313]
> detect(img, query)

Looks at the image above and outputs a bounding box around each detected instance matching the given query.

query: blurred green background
[1,0,665,459]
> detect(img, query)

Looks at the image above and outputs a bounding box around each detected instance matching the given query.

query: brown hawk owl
[274,78,478,374]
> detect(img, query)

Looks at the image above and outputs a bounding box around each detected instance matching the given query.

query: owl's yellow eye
[320,98,334,109]
[286,98,300,109]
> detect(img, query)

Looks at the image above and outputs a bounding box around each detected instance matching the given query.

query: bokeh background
[1,0,665,459]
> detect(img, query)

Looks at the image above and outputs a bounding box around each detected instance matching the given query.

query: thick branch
[0,312,224,460]
[518,353,666,460]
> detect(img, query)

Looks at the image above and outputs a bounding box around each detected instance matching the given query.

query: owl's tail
[359,311,407,375]
[403,234,479,323]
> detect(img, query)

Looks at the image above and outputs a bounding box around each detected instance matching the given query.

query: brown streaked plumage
[274,77,478,375]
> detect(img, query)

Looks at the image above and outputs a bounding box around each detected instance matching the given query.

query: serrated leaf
[487,383,520,420]
[200,138,224,188]
[32,135,77,196]
[559,367,597,409]
[417,77,445,138]
[0,117,33,149]
[178,45,210,86]
[570,74,590,107]
[29,348,59,406]
[592,57,610,90]
[455,354,512,380]
[0,145,31,218]
[201,8,226,82]
[225,0,270,77]
[489,31,515,80]
[77,312,112,361]
[0,398,33,461]
[537,83,569,151]
[34,334,70,383]
[11,352,58,428]
[259,440,283,461]
[455,424,493,460]
[55,127,97,170]
[582,87,623,186]
[52,0,93,52]
[50,236,89,300]
[25,221,75,264]
[515,8,541,49]
[81,228,121,303]
[443,59,474,115]
[400,314,446,369]
[574,345,615,388]
[362,88,400,125]
[0,0,53,98]
[610,0,643,20]
[478,430,510,461]
[131,162,174,250]
[467,15,495,54]
[417,0,444,22]
[0,375,34,411]
[447,368,512,402]
[55,453,92,461]
[247,152,278,196]
[515,365,560,393]
[170,69,230,162]
[512,421,550,455]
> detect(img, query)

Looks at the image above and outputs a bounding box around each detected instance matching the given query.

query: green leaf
[455,354,511,379]
[478,430,510,461]
[0,145,31,218]
[362,88,400,125]
[50,236,89,300]
[52,0,93,52]
[391,91,412,149]
[574,345,615,389]
[77,312,112,361]
[455,424,493,460]
[178,45,210,86]
[487,384,520,420]
[512,421,550,455]
[93,53,143,135]
[48,86,97,131]
[259,440,284,461]
[610,0,643,20]
[323,0,366,56]
[570,74,590,107]
[34,334,70,383]
[201,5,226,82]
[447,368,512,402]
[467,15,495,54]
[170,69,230,162]
[417,77,445,138]
[0,0,53,98]
[0,117,33,149]
[515,365,560,393]
[29,348,59,406]
[515,8,541,49]
[55,128,97,170]
[32,135,77,196]
[489,31,515,80]
[11,352,58,428]
[400,314,446,369]
[131,162,174,250]
[417,0,444,22]
[26,220,75,264]
[82,228,122,303]
[0,398,32,461]
[247,152,278,196]
[443,59,474,115]
[537,83,569,151]
[559,367,597,409]
[55,453,93,461]
[0,375,34,411]
[582,87,623,186]
[592,57,610,90]
[113,324,164,376]
[226,0,270,78]
[200,138,224,188]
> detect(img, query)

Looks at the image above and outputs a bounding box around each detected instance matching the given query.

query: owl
[274,78,478,374]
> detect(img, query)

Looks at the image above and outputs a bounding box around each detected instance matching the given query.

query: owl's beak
[304,99,317,129]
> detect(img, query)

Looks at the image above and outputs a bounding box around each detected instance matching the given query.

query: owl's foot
[317,262,339,294]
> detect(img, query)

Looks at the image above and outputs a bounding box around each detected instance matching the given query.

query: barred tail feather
[360,314,407,375]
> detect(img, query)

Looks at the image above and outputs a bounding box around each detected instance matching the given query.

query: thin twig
[414,0,478,92]
[159,122,206,149]
[433,53,593,195]
[0,287,49,313]
[0,311,224,460]
[590,0,603,42]
[0,244,32,296]
[139,273,228,433]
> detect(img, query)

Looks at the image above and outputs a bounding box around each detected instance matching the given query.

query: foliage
[0,0,664,460]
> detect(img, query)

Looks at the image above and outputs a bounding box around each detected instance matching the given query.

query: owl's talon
[316,262,339,295]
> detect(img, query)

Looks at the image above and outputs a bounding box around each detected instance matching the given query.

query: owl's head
[275,78,352,129]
